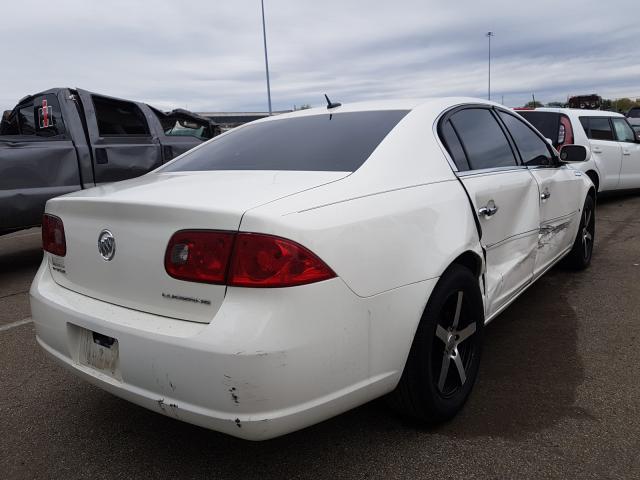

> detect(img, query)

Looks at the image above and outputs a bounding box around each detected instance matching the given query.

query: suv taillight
[42,214,66,256]
[164,230,336,287]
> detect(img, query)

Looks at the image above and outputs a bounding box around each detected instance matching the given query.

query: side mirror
[559,144,588,162]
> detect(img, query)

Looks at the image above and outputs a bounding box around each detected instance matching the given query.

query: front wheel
[388,264,484,423]
[564,195,595,270]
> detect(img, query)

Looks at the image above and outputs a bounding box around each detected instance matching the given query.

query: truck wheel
[388,264,484,423]
[564,195,595,270]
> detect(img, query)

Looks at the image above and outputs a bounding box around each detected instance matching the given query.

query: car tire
[564,195,595,270]
[388,264,484,423]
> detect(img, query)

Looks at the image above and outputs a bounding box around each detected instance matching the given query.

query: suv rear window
[517,111,562,144]
[162,110,408,172]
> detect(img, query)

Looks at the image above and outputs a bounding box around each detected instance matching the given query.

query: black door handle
[95,149,108,164]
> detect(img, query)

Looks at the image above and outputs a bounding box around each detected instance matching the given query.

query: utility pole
[261,0,272,115]
[486,32,494,101]
[532,93,536,107]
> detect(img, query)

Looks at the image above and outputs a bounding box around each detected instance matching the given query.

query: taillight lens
[164,230,235,284]
[229,233,336,287]
[42,214,66,256]
[164,230,336,287]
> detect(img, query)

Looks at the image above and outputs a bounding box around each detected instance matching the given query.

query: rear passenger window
[581,117,614,141]
[498,111,552,166]
[440,120,470,170]
[449,108,517,170]
[0,94,65,137]
[92,96,150,136]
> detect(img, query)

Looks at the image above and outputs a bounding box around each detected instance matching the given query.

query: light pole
[261,0,272,115]
[486,31,494,101]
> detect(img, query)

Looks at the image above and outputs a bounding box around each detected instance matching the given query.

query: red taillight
[228,233,336,287]
[164,230,235,284]
[42,214,66,256]
[164,230,336,287]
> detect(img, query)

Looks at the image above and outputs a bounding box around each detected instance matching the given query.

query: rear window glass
[161,110,408,173]
[0,94,66,137]
[517,111,561,143]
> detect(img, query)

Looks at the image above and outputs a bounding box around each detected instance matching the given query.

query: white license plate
[78,328,122,381]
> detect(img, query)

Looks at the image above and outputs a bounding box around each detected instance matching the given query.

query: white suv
[516,108,640,193]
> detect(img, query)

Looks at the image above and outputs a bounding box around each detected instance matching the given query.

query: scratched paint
[538,221,572,249]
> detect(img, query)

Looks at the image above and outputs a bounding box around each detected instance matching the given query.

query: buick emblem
[98,230,116,261]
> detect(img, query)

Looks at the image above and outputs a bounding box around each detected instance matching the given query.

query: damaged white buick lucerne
[30,97,595,440]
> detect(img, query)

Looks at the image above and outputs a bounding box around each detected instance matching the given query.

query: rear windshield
[161,110,408,173]
[517,111,561,141]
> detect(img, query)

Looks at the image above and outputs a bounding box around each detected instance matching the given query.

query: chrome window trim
[455,165,529,177]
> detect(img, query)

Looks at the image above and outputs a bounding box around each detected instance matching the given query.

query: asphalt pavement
[2,195,640,479]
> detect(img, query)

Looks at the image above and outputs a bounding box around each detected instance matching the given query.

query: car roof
[255,97,504,123]
[522,107,625,118]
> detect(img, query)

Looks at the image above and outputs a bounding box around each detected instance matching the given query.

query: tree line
[523,97,640,112]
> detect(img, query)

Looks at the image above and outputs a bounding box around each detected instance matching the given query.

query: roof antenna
[324,94,341,109]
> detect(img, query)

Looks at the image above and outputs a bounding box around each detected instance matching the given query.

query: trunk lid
[46,170,347,323]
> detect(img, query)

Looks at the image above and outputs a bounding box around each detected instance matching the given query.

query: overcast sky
[2,1,639,112]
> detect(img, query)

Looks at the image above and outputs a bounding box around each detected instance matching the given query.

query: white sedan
[31,98,595,440]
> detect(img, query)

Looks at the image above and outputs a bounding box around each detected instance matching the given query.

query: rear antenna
[324,94,342,109]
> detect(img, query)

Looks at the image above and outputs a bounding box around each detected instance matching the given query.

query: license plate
[78,328,121,380]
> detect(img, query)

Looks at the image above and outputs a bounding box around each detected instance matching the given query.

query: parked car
[626,106,640,126]
[516,108,640,193]
[0,88,220,235]
[31,98,594,440]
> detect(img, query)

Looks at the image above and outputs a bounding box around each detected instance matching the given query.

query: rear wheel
[564,195,595,270]
[388,264,484,423]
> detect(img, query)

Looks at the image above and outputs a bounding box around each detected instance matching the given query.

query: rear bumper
[30,259,434,440]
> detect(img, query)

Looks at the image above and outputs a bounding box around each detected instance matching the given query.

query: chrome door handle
[541,189,551,200]
[478,200,499,217]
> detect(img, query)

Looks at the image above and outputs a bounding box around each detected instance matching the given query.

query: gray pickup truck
[1,88,219,235]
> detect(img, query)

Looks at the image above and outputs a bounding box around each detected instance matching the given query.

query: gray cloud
[1,0,639,112]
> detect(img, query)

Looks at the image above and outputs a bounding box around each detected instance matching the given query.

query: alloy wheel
[582,203,594,261]
[431,290,479,397]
